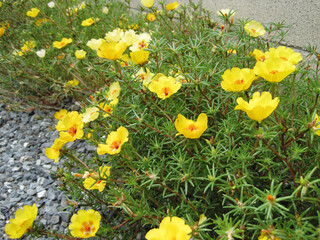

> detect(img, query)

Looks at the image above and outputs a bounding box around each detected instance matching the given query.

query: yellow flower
[254,58,296,83]
[130,50,149,65]
[141,0,154,8]
[56,111,84,142]
[235,92,279,123]
[75,49,87,60]
[35,18,47,26]
[252,49,265,62]
[21,41,35,54]
[145,216,192,240]
[97,41,127,60]
[107,81,121,100]
[26,8,40,18]
[258,230,282,240]
[65,78,79,87]
[45,138,67,162]
[133,67,154,87]
[175,113,208,139]
[265,46,302,65]
[99,99,119,117]
[53,38,72,49]
[313,114,320,136]
[0,27,5,37]
[4,204,38,239]
[120,54,132,67]
[69,209,101,238]
[148,75,182,99]
[105,28,124,42]
[83,166,111,192]
[147,13,156,21]
[120,29,138,46]
[244,20,266,37]
[82,107,99,123]
[54,109,68,120]
[166,1,179,11]
[87,38,105,51]
[81,17,95,26]
[221,67,256,92]
[97,126,129,155]
[129,32,152,52]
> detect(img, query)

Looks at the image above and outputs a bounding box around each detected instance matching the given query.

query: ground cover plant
[2,0,320,239]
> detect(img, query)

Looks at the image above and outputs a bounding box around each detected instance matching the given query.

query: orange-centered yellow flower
[107,81,121,100]
[75,49,87,60]
[244,20,266,37]
[69,209,101,238]
[235,92,279,123]
[148,75,182,99]
[53,38,73,49]
[45,138,67,162]
[83,166,111,192]
[221,67,256,92]
[147,13,156,21]
[252,49,265,62]
[130,50,150,65]
[55,111,84,142]
[99,99,119,117]
[54,109,68,120]
[265,46,302,65]
[175,113,208,139]
[5,204,38,239]
[145,216,192,240]
[26,8,40,18]
[82,107,99,123]
[97,41,127,60]
[97,126,129,155]
[81,17,95,26]
[254,59,296,83]
[166,1,179,11]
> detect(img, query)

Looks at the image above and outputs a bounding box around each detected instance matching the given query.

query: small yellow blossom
[82,107,99,123]
[130,50,149,65]
[21,41,35,54]
[83,166,111,192]
[75,49,87,60]
[65,79,79,87]
[26,8,40,18]
[0,27,5,37]
[254,58,296,83]
[235,92,279,123]
[244,20,266,37]
[313,114,320,136]
[145,216,192,240]
[69,209,101,238]
[175,113,208,139]
[120,54,132,67]
[141,0,154,8]
[97,41,127,60]
[147,13,156,21]
[107,82,121,100]
[252,49,265,62]
[54,109,68,120]
[53,38,72,49]
[102,6,109,14]
[5,204,38,239]
[56,111,84,142]
[265,46,302,65]
[35,18,47,26]
[221,67,256,92]
[166,1,179,11]
[148,75,182,99]
[87,38,105,51]
[97,126,129,155]
[45,138,67,162]
[99,99,119,117]
[258,230,282,240]
[81,17,95,26]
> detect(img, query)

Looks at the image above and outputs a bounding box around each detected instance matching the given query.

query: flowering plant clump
[2,0,320,239]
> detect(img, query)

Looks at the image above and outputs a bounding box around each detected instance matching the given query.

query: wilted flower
[5,204,38,239]
[145,216,192,240]
[69,209,101,238]
[36,49,46,58]
[166,1,179,11]
[254,59,296,83]
[48,1,55,8]
[175,113,208,139]
[82,107,99,123]
[221,67,256,92]
[97,41,127,60]
[141,0,154,8]
[97,126,129,155]
[130,50,149,65]
[235,92,280,123]
[26,8,40,18]
[244,20,266,37]
[75,49,87,59]
[148,75,182,99]
[53,38,72,49]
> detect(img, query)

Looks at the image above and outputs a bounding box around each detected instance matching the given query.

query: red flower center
[269,70,279,75]
[110,141,121,152]
[251,28,256,33]
[188,124,198,132]
[234,79,244,85]
[162,87,171,96]
[68,126,77,137]
[81,221,95,236]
